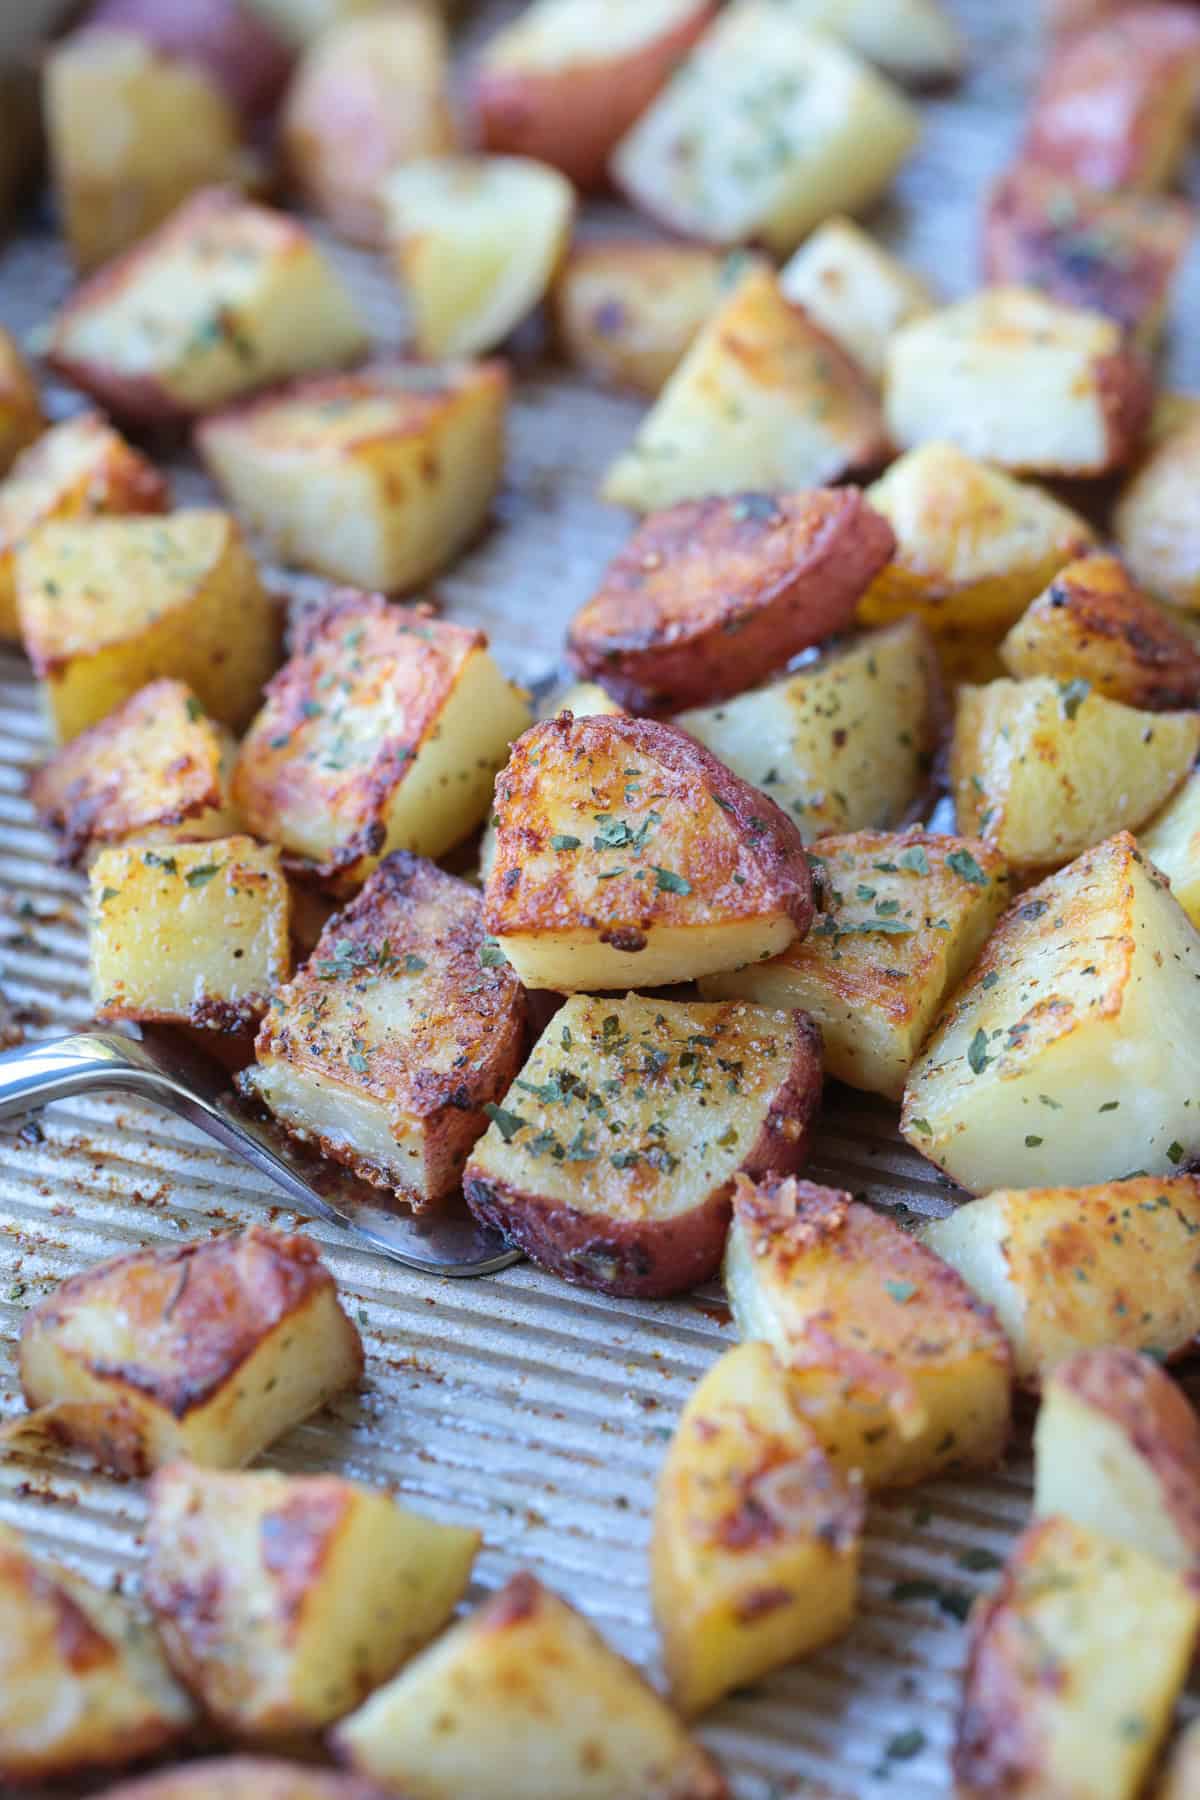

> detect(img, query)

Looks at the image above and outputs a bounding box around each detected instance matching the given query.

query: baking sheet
[2,3,1200,1794]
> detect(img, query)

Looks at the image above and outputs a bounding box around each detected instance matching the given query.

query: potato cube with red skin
[90,1760,394,1800]
[47,188,366,426]
[483,711,815,992]
[0,328,42,476]
[334,1571,730,1800]
[954,1516,1200,1800]
[241,854,526,1210]
[465,992,821,1298]
[1022,5,1200,193]
[983,165,1194,349]
[566,488,895,715]
[472,0,716,190]
[86,0,292,122]
[0,412,167,641]
[552,241,739,397]
[145,1463,480,1737]
[282,11,455,245]
[15,1226,362,1476]
[233,593,530,891]
[724,1177,1013,1489]
[197,361,508,595]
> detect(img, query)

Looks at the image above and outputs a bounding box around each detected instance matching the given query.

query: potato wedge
[779,217,935,382]
[952,676,1200,871]
[611,8,919,253]
[552,240,734,397]
[282,10,455,244]
[902,833,1200,1191]
[45,29,249,274]
[652,1340,863,1717]
[885,287,1152,477]
[701,830,1011,1099]
[16,1226,362,1474]
[333,1571,730,1800]
[999,552,1200,710]
[858,442,1095,637]
[1142,767,1200,926]
[0,1520,194,1782]
[954,1516,1199,1800]
[233,593,529,888]
[86,0,293,121]
[30,679,239,867]
[983,165,1194,349]
[1034,1348,1200,1572]
[1115,410,1200,612]
[675,619,944,846]
[603,267,888,513]
[464,991,821,1297]
[724,1176,1012,1488]
[145,1463,480,1736]
[0,411,168,641]
[921,1177,1200,1384]
[482,711,814,990]
[89,836,290,1034]
[198,361,508,594]
[1022,5,1200,193]
[96,1760,393,1800]
[473,0,716,189]
[567,487,896,714]
[242,853,525,1207]
[381,155,574,359]
[17,509,280,742]
[0,327,42,475]
[47,187,367,425]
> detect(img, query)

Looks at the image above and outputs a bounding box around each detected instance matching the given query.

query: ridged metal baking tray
[2,4,1199,1793]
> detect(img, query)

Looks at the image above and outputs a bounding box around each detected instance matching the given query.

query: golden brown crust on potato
[95,1760,395,1800]
[566,489,896,714]
[0,328,43,476]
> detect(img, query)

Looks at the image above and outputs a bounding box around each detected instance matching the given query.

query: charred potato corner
[12,1,1200,1794]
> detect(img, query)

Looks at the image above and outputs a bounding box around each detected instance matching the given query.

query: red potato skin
[472,0,718,191]
[87,0,293,120]
[567,489,896,713]
[463,1013,823,1299]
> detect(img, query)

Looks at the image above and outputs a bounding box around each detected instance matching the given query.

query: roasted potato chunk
[473,0,716,190]
[724,1177,1012,1488]
[30,679,239,867]
[552,240,734,397]
[954,1516,1200,1800]
[242,853,525,1207]
[334,1571,729,1800]
[90,836,290,1034]
[702,830,1011,1099]
[382,155,574,360]
[983,165,1194,348]
[0,1520,194,1782]
[612,8,919,253]
[15,1226,362,1474]
[0,327,42,475]
[675,619,943,846]
[17,509,279,742]
[47,188,367,426]
[1034,1348,1200,1572]
[885,287,1152,477]
[922,1176,1200,1383]
[770,0,963,81]
[45,29,249,274]
[858,442,1095,638]
[902,834,1200,1191]
[95,1760,394,1800]
[652,1340,863,1717]
[603,267,888,512]
[779,217,934,383]
[1022,4,1200,193]
[567,487,896,714]
[482,711,814,990]
[234,593,529,888]
[1115,409,1200,612]
[282,10,455,244]
[464,991,821,1297]
[0,411,167,641]
[145,1463,480,1736]
[1142,767,1200,926]
[952,676,1200,871]
[198,362,508,594]
[999,552,1200,710]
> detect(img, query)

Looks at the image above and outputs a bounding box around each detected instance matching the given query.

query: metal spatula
[0,1026,522,1278]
